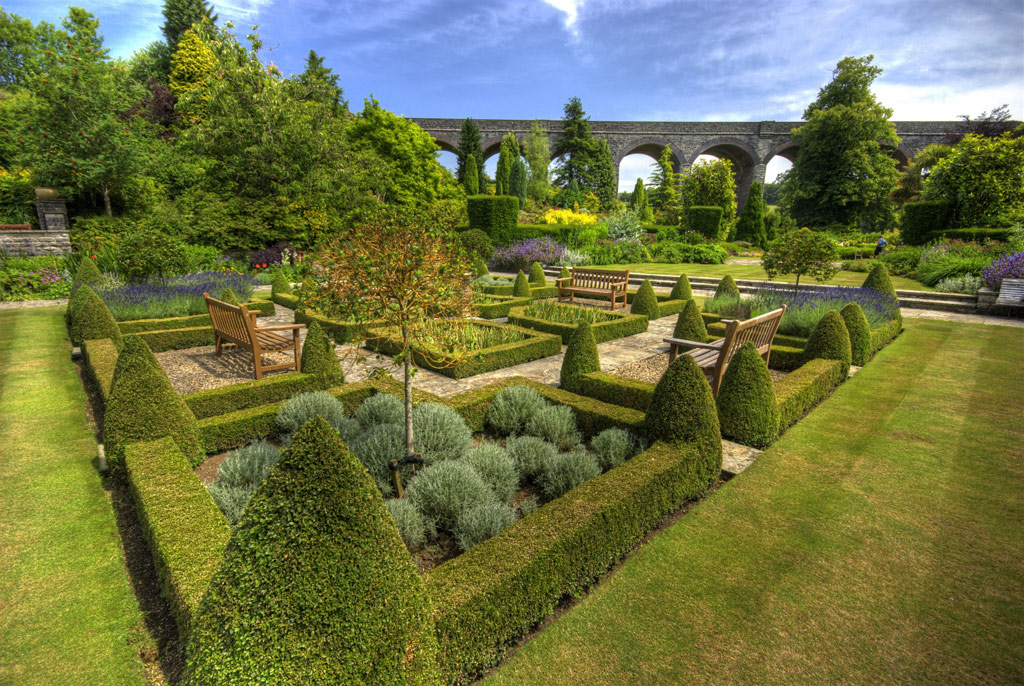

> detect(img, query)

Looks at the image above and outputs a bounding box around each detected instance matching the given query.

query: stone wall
[0,231,72,256]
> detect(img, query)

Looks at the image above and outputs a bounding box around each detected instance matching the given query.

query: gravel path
[612,352,788,385]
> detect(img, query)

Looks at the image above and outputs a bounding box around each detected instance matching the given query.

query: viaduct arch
[410,118,958,210]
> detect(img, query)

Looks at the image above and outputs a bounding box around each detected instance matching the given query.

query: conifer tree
[524,120,551,202]
[496,132,519,196]
[553,96,598,192]
[735,181,767,247]
[630,178,651,220]
[291,49,346,112]
[593,138,617,210]
[456,117,484,188]
[510,157,528,208]
[464,153,479,194]
[649,145,680,220]
[162,0,217,51]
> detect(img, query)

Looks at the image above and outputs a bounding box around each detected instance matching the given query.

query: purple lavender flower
[982,251,1024,289]
[490,237,566,271]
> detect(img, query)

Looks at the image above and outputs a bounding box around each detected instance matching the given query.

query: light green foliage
[559,318,600,392]
[292,49,347,113]
[680,158,737,235]
[473,256,490,278]
[923,133,1024,227]
[219,288,240,305]
[761,228,839,289]
[300,321,344,386]
[513,270,532,298]
[553,97,598,192]
[630,178,653,223]
[714,274,741,300]
[464,153,480,194]
[649,145,680,219]
[72,286,123,348]
[505,435,558,481]
[802,309,852,376]
[486,386,550,436]
[529,261,547,286]
[349,423,406,496]
[185,418,440,684]
[406,460,497,532]
[590,428,637,471]
[454,501,517,551]
[735,182,767,247]
[465,444,519,502]
[412,402,472,464]
[605,208,644,241]
[386,498,433,551]
[631,279,661,320]
[781,55,900,230]
[355,392,405,429]
[673,299,707,342]
[457,118,485,190]
[169,27,216,123]
[892,144,952,207]
[524,120,551,202]
[560,266,571,280]
[538,448,600,500]
[715,341,779,448]
[275,390,347,436]
[840,302,871,366]
[669,273,692,301]
[271,270,292,295]
[525,405,580,451]
[643,354,721,456]
[496,132,520,196]
[71,257,103,290]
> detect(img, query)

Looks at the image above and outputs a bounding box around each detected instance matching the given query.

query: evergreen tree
[630,178,650,219]
[290,49,346,113]
[735,181,767,247]
[168,27,216,124]
[162,0,216,51]
[495,132,519,196]
[524,120,551,202]
[464,153,479,194]
[553,96,597,192]
[593,138,617,210]
[649,145,679,220]
[456,117,484,188]
[510,157,528,209]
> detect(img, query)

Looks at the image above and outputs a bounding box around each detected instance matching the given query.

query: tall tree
[648,145,679,221]
[781,55,900,230]
[524,120,551,202]
[510,157,528,209]
[463,153,479,194]
[923,133,1024,227]
[945,104,1019,144]
[890,143,951,206]
[630,177,652,222]
[679,158,737,236]
[0,9,61,90]
[592,137,616,210]
[168,27,216,124]
[734,181,767,247]
[290,49,346,113]
[553,96,597,191]
[162,0,217,52]
[456,117,484,188]
[495,132,519,196]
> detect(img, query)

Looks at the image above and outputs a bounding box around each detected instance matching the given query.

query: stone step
[897,296,978,313]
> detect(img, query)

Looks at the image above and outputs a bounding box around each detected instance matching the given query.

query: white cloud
[213,0,274,23]
[873,81,1024,122]
[541,0,583,38]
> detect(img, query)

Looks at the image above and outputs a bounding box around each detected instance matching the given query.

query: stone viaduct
[410,118,957,210]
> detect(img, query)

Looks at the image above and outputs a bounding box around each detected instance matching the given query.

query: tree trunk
[402,323,414,458]
[794,274,801,295]
[102,186,112,217]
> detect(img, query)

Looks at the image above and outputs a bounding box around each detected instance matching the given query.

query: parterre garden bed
[507,300,650,344]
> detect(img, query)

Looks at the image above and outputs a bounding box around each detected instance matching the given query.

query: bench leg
[668,344,678,363]
[215,334,223,356]
[294,330,302,373]
[253,350,263,380]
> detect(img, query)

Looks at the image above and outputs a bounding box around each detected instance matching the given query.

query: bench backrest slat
[204,294,255,349]
[570,267,629,289]
[708,305,786,393]
[996,278,1024,305]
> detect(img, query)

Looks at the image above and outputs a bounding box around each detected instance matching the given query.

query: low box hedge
[774,358,847,434]
[365,321,561,380]
[480,284,558,300]
[183,373,325,420]
[270,291,301,310]
[82,337,119,406]
[123,436,231,640]
[927,226,1011,243]
[705,321,807,349]
[575,371,654,411]
[293,309,379,344]
[870,318,903,353]
[506,306,649,345]
[117,300,275,334]
[475,294,530,319]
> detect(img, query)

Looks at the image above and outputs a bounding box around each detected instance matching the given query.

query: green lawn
[600,262,932,291]
[0,307,147,685]
[487,318,1024,684]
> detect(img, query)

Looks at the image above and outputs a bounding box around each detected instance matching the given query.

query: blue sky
[9,0,1024,188]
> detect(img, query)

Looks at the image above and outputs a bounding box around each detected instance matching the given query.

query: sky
[9,0,1024,189]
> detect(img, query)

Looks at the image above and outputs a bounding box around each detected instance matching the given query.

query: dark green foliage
[454,502,516,552]
[715,342,779,448]
[559,266,571,280]
[714,274,741,299]
[862,263,898,298]
[496,132,519,196]
[576,371,655,412]
[406,460,497,532]
[538,449,600,500]
[386,498,433,551]
[457,118,485,189]
[560,319,600,392]
[185,418,440,685]
[528,261,547,286]
[735,182,767,247]
[513,270,532,298]
[510,157,528,209]
[486,385,549,436]
[669,273,692,301]
[688,206,724,240]
[271,270,292,295]
[901,200,951,245]
[802,309,852,376]
[630,279,661,320]
[465,444,519,502]
[412,402,472,464]
[643,355,721,457]
[218,288,240,306]
[553,96,597,192]
[71,285,123,348]
[71,256,103,290]
[630,177,651,221]
[507,306,649,346]
[300,321,344,385]
[464,153,480,194]
[774,358,846,435]
[673,298,707,342]
[504,435,557,481]
[459,228,493,260]
[525,405,580,451]
[840,302,871,366]
[472,255,490,278]
[105,335,202,470]
[593,138,617,210]
[162,0,216,49]
[467,195,518,238]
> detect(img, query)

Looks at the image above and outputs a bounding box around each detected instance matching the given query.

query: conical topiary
[714,274,740,299]
[301,321,344,386]
[559,266,571,280]
[271,270,292,296]
[673,299,707,343]
[472,256,490,278]
[104,335,202,470]
[840,302,871,366]
[715,341,779,448]
[185,417,440,685]
[643,355,722,482]
[219,288,240,305]
[862,263,896,297]
[630,279,661,320]
[802,309,852,376]
[72,256,103,290]
[529,261,547,286]
[669,274,692,300]
[71,285,123,349]
[560,319,600,392]
[67,281,92,331]
[513,270,532,298]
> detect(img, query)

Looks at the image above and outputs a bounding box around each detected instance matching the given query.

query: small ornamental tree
[301,321,344,386]
[456,117,485,189]
[680,158,737,236]
[631,279,661,320]
[840,302,871,366]
[560,319,600,392]
[495,132,519,196]
[862,263,896,297]
[669,273,692,301]
[464,153,480,195]
[304,205,473,460]
[559,266,571,280]
[630,178,653,223]
[715,341,779,448]
[761,228,838,292]
[513,270,531,298]
[529,261,547,286]
[673,298,707,343]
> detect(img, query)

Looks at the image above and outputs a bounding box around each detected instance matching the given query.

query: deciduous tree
[761,227,838,291]
[680,158,736,235]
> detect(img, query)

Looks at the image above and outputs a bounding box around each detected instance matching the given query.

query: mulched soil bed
[610,352,788,384]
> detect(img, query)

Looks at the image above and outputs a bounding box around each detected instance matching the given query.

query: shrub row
[480,284,558,300]
[901,200,951,246]
[293,309,380,344]
[183,373,328,419]
[116,300,275,334]
[475,295,530,319]
[705,322,808,350]
[582,289,688,318]
[576,371,654,411]
[82,337,119,406]
[506,307,650,345]
[926,227,1012,243]
[270,291,301,310]
[870,317,903,353]
[774,358,847,434]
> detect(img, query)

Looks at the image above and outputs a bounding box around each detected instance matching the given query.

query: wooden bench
[556,268,630,310]
[204,293,305,380]
[995,278,1024,311]
[663,305,786,396]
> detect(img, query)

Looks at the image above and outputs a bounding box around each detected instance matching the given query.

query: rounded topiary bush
[454,501,516,551]
[413,402,472,464]
[590,428,638,471]
[524,405,580,451]
[486,385,549,436]
[406,460,497,533]
[185,417,440,685]
[386,498,434,551]
[72,256,103,290]
[802,309,852,376]
[459,228,493,261]
[715,341,779,449]
[559,319,599,392]
[673,298,708,343]
[300,321,344,386]
[464,444,519,502]
[275,391,347,437]
[355,392,405,429]
[513,270,531,298]
[840,302,871,366]
[505,435,558,481]
[104,335,202,470]
[271,269,292,295]
[529,261,547,286]
[670,274,692,301]
[349,423,407,497]
[714,275,740,299]
[863,263,896,297]
[72,285,123,348]
[538,449,601,500]
[559,266,571,280]
[630,279,660,320]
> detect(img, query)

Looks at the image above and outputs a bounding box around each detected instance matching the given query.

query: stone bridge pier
[411,118,955,211]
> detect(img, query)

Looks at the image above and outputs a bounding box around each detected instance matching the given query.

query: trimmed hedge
[775,358,846,434]
[294,309,378,344]
[715,341,779,448]
[926,227,1012,243]
[840,302,871,366]
[559,319,600,392]
[576,371,654,411]
[72,285,123,348]
[137,326,215,353]
[506,306,649,345]
[901,200,951,245]
[862,264,897,298]
[71,256,103,290]
[670,274,692,300]
[184,373,326,420]
[480,283,558,301]
[802,309,852,376]
[82,337,119,406]
[870,318,902,353]
[705,322,807,350]
[582,289,686,317]
[643,354,722,458]
[186,418,440,684]
[529,261,547,286]
[714,274,740,299]
[116,300,276,334]
[513,270,531,298]
[271,270,292,295]
[630,279,660,320]
[673,299,707,343]
[688,206,724,240]
[123,437,231,639]
[474,295,530,319]
[467,195,518,241]
[271,291,301,310]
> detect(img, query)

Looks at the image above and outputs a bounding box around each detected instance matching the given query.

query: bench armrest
[256,324,306,332]
[663,337,724,351]
[556,277,571,287]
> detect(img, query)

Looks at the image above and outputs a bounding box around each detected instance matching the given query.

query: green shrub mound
[270,269,292,295]
[185,418,440,685]
[71,285,123,348]
[275,390,347,437]
[673,298,708,343]
[715,342,779,449]
[486,386,549,436]
[559,266,571,280]
[538,449,601,500]
[300,321,344,385]
[802,309,852,377]
[513,270,532,298]
[689,206,724,240]
[406,460,498,533]
[714,274,740,299]
[66,281,91,330]
[219,288,241,305]
[349,423,406,497]
[459,228,494,260]
[464,444,519,501]
[413,402,473,464]
[528,261,547,286]
[505,435,557,481]
[590,428,639,471]
[472,255,490,278]
[862,263,897,297]
[643,354,722,461]
[630,279,661,320]
[104,335,202,470]
[355,392,405,429]
[525,405,580,451]
[669,274,692,301]
[901,200,950,245]
[467,195,518,239]
[840,302,871,366]
[454,502,517,551]
[72,256,103,290]
[386,498,434,551]
[559,319,600,392]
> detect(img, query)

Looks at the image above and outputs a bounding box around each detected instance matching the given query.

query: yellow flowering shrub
[541,208,598,226]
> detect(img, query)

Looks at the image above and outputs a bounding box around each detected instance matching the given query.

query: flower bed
[94,271,257,321]
[507,301,650,344]
[474,294,530,319]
